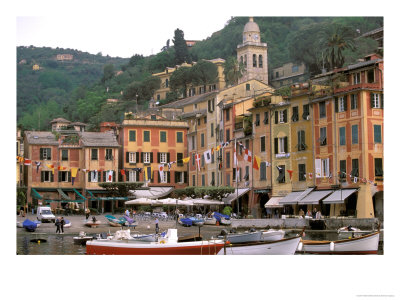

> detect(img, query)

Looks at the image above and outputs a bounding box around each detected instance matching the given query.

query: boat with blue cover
[23,219,37,232]
[105,215,125,227]
[178,218,193,227]
[213,212,231,225]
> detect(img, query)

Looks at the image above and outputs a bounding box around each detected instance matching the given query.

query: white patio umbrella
[125,198,154,205]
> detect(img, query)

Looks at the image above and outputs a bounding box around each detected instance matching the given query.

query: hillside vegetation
[17,17,382,132]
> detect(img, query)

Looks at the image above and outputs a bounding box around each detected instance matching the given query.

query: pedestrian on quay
[312,208,317,219]
[60,217,65,234]
[55,217,61,234]
[85,208,90,220]
[19,206,24,217]
[125,208,130,218]
[155,218,159,234]
[306,209,312,217]
[316,210,322,220]
[299,209,304,218]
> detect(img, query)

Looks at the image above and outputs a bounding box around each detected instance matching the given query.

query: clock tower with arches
[237,17,269,84]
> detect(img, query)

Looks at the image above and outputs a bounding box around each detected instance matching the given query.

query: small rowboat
[73,231,93,245]
[213,212,231,225]
[298,231,380,254]
[204,217,217,225]
[85,217,101,228]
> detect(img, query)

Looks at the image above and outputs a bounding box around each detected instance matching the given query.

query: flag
[266,161,271,167]
[195,154,201,171]
[211,147,214,155]
[354,177,358,183]
[17,156,24,163]
[24,159,32,166]
[308,172,313,179]
[82,169,88,173]
[276,166,282,171]
[58,166,67,171]
[204,149,212,164]
[71,168,78,185]
[107,170,113,182]
[167,161,176,171]
[244,149,252,162]
[287,170,293,180]
[182,157,190,163]
[158,164,164,180]
[120,169,125,176]
[233,148,237,166]
[144,166,153,181]
[35,161,41,173]
[216,145,221,151]
[46,164,54,174]
[253,155,261,170]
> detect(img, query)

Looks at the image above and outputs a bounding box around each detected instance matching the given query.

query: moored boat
[85,216,101,228]
[178,218,193,227]
[219,230,262,244]
[22,219,37,232]
[204,217,217,225]
[86,228,225,255]
[189,217,205,226]
[218,236,301,255]
[73,231,93,245]
[260,229,285,241]
[213,212,231,225]
[63,219,71,228]
[298,231,380,254]
[337,225,365,238]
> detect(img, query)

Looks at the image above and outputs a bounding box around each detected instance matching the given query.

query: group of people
[125,209,136,218]
[55,217,65,234]
[299,208,322,219]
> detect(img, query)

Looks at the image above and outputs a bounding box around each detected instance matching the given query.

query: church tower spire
[237,17,269,84]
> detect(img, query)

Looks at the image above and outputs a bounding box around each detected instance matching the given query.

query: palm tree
[320,24,356,70]
[223,57,246,86]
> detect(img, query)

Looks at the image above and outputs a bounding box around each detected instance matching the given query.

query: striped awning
[57,188,71,201]
[322,189,358,204]
[279,188,314,205]
[298,190,333,205]
[264,197,283,208]
[73,188,86,201]
[31,188,43,200]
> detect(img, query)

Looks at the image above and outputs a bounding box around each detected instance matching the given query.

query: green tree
[102,64,115,83]
[191,60,218,91]
[173,28,191,65]
[223,57,245,86]
[169,66,192,98]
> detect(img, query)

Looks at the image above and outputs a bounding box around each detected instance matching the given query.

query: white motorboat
[261,229,285,241]
[219,230,262,244]
[204,217,217,225]
[218,236,301,255]
[337,226,365,238]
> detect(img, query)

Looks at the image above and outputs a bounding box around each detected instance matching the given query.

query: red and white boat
[86,229,225,255]
[298,231,380,254]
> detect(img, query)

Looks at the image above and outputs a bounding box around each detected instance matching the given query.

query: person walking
[55,217,61,234]
[60,217,65,234]
[85,208,90,220]
[155,218,159,234]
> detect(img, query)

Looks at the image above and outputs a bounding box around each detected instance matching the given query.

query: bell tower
[237,17,269,84]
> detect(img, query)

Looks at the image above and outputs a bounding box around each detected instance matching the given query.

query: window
[129,130,136,142]
[160,131,167,143]
[292,106,299,122]
[263,111,268,124]
[226,174,231,186]
[160,171,168,183]
[204,117,207,124]
[322,158,330,177]
[253,54,257,67]
[143,131,150,142]
[59,171,69,182]
[192,175,196,186]
[201,174,205,186]
[339,160,347,181]
[353,73,361,84]
[351,159,359,177]
[177,153,183,166]
[128,170,138,182]
[143,152,151,164]
[41,171,53,182]
[275,71,279,78]
[260,136,266,152]
[201,133,205,148]
[352,125,358,144]
[371,93,383,108]
[292,65,299,73]
[151,114,156,120]
[89,170,98,182]
[226,152,230,168]
[299,164,306,181]
[320,127,327,146]
[177,132,183,143]
[61,149,68,161]
[259,55,263,68]
[351,94,358,110]
[211,123,214,137]
[375,158,383,177]
[319,101,326,118]
[374,125,382,143]
[128,152,137,163]
[91,149,98,160]
[367,69,375,83]
[165,78,169,88]
[191,136,195,150]
[245,166,250,181]
[338,97,346,112]
[279,110,287,123]
[211,151,215,163]
[197,118,201,126]
[274,137,288,154]
[226,108,230,121]
[277,165,285,183]
[159,152,168,164]
[40,148,52,160]
[192,153,195,166]
[339,127,346,146]
[201,155,204,167]
[260,162,267,180]
[302,104,310,120]
[255,113,260,126]
[105,149,113,160]
[297,130,306,151]
[211,172,215,186]
[208,98,215,112]
[226,129,230,142]
[246,84,250,91]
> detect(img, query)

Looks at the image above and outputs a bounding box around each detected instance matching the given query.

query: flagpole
[235,139,239,217]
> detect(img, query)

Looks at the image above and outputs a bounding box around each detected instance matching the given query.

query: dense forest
[17,16,383,132]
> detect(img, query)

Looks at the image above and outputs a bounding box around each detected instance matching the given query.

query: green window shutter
[284,136,288,153]
[41,171,44,182]
[297,131,301,151]
[160,131,166,143]
[150,152,153,163]
[140,152,143,163]
[370,93,374,108]
[113,171,116,182]
[40,148,44,160]
[339,127,346,145]
[48,148,51,160]
[275,111,278,124]
[334,97,338,113]
[158,171,161,183]
[126,152,129,163]
[167,153,170,163]
[374,125,382,143]
[129,130,136,141]
[274,138,278,154]
[177,132,183,143]
[174,171,179,183]
[58,171,61,182]
[167,171,170,183]
[103,171,106,182]
[50,172,54,182]
[157,152,160,163]
[88,172,91,182]
[68,171,71,182]
[184,172,188,183]
[343,95,348,111]
[381,94,384,109]
[352,125,358,144]
[144,131,150,142]
[283,109,287,123]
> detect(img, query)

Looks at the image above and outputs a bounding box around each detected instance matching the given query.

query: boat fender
[297,242,303,251]
[330,242,335,251]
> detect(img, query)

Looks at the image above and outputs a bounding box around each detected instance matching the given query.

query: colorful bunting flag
[58,166,67,171]
[253,155,261,170]
[24,159,32,166]
[120,169,125,176]
[158,164,164,180]
[71,168,78,185]
[182,157,190,163]
[195,154,201,171]
[244,149,252,162]
[35,161,41,173]
[46,164,54,174]
[204,149,212,164]
[287,170,293,180]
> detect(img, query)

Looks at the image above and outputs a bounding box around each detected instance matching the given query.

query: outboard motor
[220,229,228,236]
[249,228,256,232]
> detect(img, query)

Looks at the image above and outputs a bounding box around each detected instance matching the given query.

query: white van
[37,206,56,223]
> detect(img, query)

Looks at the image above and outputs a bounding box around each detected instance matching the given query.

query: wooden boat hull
[86,240,225,255]
[299,232,380,254]
[225,231,262,244]
[261,230,285,242]
[219,236,301,255]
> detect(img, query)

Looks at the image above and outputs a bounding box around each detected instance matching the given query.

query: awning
[31,188,43,200]
[222,188,250,205]
[191,199,225,205]
[322,189,358,204]
[298,190,334,205]
[264,197,283,208]
[98,197,128,201]
[125,198,193,206]
[73,188,86,201]
[130,187,173,199]
[280,188,314,205]
[57,188,71,201]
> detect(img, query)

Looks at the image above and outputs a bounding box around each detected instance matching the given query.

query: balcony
[334,82,382,94]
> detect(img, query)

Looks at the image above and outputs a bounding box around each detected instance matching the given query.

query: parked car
[37,206,56,223]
